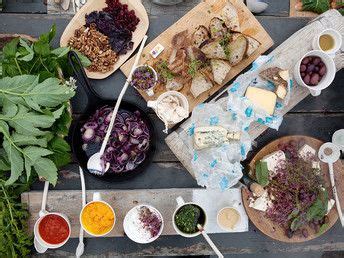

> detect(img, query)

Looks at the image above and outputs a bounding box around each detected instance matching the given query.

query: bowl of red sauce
[34,213,71,249]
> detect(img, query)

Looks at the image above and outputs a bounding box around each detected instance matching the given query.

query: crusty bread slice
[221,2,240,32]
[227,33,247,65]
[211,59,231,85]
[190,72,214,98]
[245,35,260,57]
[192,25,210,48]
[209,17,228,39]
[200,38,227,59]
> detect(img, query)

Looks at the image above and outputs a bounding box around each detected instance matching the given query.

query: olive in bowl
[294,50,336,96]
[299,56,326,86]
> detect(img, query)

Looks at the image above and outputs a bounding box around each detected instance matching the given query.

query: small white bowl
[147,90,189,124]
[34,212,71,249]
[80,200,116,237]
[332,129,344,152]
[123,204,164,244]
[132,65,158,97]
[217,207,241,232]
[172,196,207,238]
[312,29,342,57]
[294,50,336,96]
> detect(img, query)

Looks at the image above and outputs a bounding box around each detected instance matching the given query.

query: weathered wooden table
[1,0,344,257]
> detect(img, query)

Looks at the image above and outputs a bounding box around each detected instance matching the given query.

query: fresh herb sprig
[155,60,175,82]
[187,59,202,78]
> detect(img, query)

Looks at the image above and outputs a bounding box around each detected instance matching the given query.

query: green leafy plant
[306,188,328,221]
[0,26,90,257]
[255,161,269,187]
[301,0,330,14]
[1,25,90,80]
[0,25,90,186]
[0,176,33,257]
[0,75,75,185]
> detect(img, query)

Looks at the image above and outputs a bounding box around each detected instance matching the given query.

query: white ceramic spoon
[318,142,344,227]
[76,167,86,258]
[87,35,148,175]
[197,224,223,258]
[34,181,49,254]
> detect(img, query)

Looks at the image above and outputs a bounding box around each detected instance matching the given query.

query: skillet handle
[68,51,98,100]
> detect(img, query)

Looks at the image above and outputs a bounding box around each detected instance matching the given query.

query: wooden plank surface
[22,188,248,238]
[120,0,273,114]
[1,2,344,257]
[165,9,344,180]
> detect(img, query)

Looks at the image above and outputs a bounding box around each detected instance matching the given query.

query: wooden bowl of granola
[60,0,149,79]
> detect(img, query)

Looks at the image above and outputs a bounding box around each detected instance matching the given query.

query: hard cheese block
[245,87,277,115]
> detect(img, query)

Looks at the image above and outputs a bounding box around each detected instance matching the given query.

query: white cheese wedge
[249,190,271,212]
[261,150,286,177]
[326,199,335,215]
[298,144,316,160]
[245,86,277,115]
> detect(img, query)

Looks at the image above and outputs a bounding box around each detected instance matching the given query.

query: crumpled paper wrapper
[181,56,292,191]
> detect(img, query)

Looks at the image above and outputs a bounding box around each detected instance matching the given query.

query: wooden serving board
[165,10,344,179]
[242,135,344,243]
[21,188,248,238]
[60,0,149,79]
[120,0,273,112]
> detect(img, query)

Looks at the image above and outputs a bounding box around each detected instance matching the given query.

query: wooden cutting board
[60,0,149,79]
[21,188,248,238]
[120,0,273,113]
[242,136,344,243]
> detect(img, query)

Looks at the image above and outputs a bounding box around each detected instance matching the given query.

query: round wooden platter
[60,0,149,79]
[242,135,344,243]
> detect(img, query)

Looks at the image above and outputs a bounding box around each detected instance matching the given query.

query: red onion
[81,105,150,174]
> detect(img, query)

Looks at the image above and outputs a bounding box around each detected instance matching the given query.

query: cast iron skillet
[68,51,156,182]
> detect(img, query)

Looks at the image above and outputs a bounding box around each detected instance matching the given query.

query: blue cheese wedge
[261,150,286,177]
[193,126,241,150]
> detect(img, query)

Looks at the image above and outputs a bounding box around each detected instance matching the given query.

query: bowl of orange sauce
[80,192,115,236]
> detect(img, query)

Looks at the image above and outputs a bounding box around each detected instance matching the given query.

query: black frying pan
[68,51,156,181]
